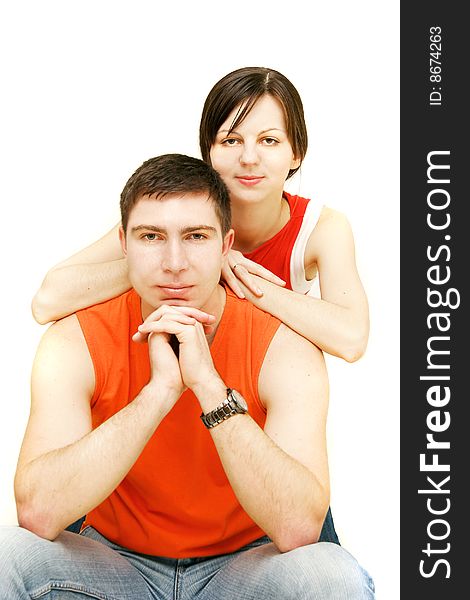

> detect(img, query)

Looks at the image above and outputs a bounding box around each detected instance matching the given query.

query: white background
[0,1,399,598]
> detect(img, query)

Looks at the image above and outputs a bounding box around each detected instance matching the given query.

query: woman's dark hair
[120,154,231,234]
[199,67,308,180]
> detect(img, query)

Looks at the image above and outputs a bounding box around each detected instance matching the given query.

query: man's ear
[222,229,235,258]
[119,225,127,256]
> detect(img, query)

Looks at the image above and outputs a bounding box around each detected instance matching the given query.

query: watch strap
[200,388,247,429]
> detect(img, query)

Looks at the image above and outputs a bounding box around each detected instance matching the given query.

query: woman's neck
[231,194,290,254]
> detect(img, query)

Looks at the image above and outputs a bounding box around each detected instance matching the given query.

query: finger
[203,323,216,336]
[133,328,170,344]
[132,330,149,343]
[133,318,194,343]
[143,305,216,325]
[172,307,216,323]
[138,314,196,334]
[253,268,286,287]
[223,273,246,299]
[134,321,215,344]
[241,262,286,286]
[232,266,264,297]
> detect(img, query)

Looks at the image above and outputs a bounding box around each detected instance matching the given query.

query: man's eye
[143,233,157,241]
[189,233,206,240]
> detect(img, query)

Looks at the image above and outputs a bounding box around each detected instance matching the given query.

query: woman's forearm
[32,259,131,324]
[243,276,369,362]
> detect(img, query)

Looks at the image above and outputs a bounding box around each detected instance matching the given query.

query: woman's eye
[222,138,240,146]
[262,137,279,145]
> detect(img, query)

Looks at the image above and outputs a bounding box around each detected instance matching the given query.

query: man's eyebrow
[131,225,165,233]
[180,225,218,234]
[131,224,217,234]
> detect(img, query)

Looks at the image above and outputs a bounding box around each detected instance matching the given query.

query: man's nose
[161,240,189,272]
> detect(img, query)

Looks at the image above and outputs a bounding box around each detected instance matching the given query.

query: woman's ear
[291,156,302,170]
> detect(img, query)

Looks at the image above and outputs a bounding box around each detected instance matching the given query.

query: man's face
[120,193,233,317]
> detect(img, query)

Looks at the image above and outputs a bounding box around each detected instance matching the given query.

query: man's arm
[14,314,176,540]
[135,304,330,553]
[139,311,325,554]
[194,324,329,553]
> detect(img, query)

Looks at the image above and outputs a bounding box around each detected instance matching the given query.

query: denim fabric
[0,525,374,599]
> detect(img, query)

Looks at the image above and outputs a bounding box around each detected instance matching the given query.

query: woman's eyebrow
[216,127,286,135]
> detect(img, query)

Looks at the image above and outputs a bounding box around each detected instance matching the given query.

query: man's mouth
[157,285,193,297]
[157,283,193,294]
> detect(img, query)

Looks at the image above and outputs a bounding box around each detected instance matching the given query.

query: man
[0,155,374,598]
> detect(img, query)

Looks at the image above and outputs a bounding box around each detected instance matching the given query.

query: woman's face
[209,94,299,207]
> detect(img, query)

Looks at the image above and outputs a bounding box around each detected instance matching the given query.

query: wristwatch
[200,388,248,429]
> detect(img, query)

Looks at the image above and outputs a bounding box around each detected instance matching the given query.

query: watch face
[231,389,248,412]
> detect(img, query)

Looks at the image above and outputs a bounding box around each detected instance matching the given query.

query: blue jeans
[0,525,375,599]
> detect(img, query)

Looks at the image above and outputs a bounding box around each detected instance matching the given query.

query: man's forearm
[195,382,328,553]
[15,383,172,539]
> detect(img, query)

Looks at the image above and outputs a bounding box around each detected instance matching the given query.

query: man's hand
[133,305,216,343]
[135,305,221,397]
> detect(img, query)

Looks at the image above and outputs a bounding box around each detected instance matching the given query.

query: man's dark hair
[199,67,308,180]
[120,154,231,234]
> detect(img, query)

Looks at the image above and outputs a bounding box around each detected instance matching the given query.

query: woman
[32,67,369,362]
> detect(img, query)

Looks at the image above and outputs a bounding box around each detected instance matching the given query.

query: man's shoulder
[225,287,282,333]
[221,289,283,374]
[76,289,138,331]
[44,312,82,343]
[36,313,93,380]
[76,289,138,319]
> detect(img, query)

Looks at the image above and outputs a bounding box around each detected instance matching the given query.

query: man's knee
[0,526,37,564]
[0,526,151,599]
[278,542,375,599]
[0,526,41,595]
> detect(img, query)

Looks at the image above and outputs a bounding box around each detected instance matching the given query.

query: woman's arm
[232,208,370,362]
[32,224,131,324]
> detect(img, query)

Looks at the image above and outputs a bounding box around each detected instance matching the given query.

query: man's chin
[158,298,194,306]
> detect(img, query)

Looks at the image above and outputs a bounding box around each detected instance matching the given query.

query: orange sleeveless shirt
[76,287,280,558]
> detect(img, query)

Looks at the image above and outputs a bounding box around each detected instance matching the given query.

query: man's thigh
[0,525,152,599]
[196,541,375,600]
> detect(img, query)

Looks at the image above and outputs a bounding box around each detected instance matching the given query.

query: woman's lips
[236,176,264,187]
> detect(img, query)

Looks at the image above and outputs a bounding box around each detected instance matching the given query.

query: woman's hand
[222,250,286,299]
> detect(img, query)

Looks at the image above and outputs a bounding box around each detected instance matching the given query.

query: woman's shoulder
[306,205,355,262]
[313,205,352,236]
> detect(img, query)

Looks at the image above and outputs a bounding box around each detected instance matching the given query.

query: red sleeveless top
[244,192,310,290]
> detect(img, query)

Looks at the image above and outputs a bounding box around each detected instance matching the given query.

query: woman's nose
[239,141,260,166]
